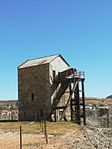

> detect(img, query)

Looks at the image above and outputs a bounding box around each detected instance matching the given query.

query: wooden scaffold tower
[49,68,86,125]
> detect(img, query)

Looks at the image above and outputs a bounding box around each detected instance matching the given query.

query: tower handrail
[74,71,85,79]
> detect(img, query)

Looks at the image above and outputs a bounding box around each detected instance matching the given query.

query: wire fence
[0,108,112,148]
[86,108,112,128]
[0,121,48,149]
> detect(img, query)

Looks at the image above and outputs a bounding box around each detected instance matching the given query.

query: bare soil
[0,125,112,149]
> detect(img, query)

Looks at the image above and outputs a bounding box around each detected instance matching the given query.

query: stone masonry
[18,54,70,121]
[18,63,51,121]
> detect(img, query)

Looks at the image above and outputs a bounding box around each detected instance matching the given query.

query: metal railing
[74,71,85,79]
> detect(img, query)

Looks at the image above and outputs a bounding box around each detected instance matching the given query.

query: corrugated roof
[18,54,60,69]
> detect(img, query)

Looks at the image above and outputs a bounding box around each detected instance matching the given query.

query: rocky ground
[42,126,112,149]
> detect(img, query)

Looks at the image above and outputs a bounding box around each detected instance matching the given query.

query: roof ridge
[18,60,29,68]
[27,53,59,61]
[18,53,70,69]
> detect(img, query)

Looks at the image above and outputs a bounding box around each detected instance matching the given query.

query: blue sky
[0,0,112,99]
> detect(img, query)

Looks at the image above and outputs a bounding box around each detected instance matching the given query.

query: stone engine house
[18,54,86,124]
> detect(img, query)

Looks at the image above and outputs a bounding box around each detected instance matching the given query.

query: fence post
[106,108,109,128]
[44,120,48,144]
[20,125,22,149]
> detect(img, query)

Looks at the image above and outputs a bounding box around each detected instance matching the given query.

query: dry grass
[0,121,80,136]
[47,122,80,135]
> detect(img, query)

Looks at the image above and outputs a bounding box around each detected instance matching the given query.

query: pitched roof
[18,54,69,69]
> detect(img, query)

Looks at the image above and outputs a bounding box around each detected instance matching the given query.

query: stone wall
[18,63,51,121]
[18,60,71,121]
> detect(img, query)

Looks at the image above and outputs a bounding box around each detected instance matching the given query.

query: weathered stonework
[18,55,70,121]
[18,63,51,120]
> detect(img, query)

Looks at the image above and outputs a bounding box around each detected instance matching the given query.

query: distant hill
[106,95,112,99]
[0,100,17,106]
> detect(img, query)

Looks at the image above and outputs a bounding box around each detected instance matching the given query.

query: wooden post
[82,79,86,125]
[69,83,73,121]
[106,108,109,128]
[74,79,80,125]
[20,126,22,149]
[54,110,57,122]
[44,120,48,144]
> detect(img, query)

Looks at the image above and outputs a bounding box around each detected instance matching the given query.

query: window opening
[53,70,56,82]
[31,93,34,102]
